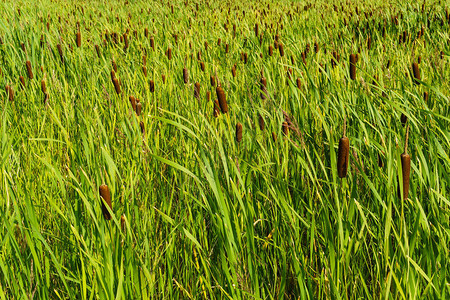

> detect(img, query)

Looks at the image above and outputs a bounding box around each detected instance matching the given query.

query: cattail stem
[404,123,409,154]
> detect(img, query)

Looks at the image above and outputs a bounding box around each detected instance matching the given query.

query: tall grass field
[0,0,449,298]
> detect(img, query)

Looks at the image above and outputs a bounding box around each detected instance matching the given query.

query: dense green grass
[0,0,449,298]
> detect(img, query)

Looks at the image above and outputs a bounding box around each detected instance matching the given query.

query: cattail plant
[287,68,293,81]
[200,61,205,72]
[76,31,81,47]
[41,80,47,95]
[399,124,411,200]
[129,96,136,111]
[278,43,284,57]
[210,75,216,87]
[183,67,189,84]
[206,91,210,102]
[337,117,350,178]
[167,47,172,60]
[295,78,301,89]
[314,41,319,53]
[140,121,145,134]
[136,101,142,116]
[111,59,118,72]
[99,184,112,220]
[423,91,429,102]
[19,76,25,88]
[216,85,228,113]
[260,76,267,99]
[268,45,273,56]
[258,113,265,131]
[26,61,33,79]
[231,65,236,77]
[349,54,357,80]
[282,121,289,136]
[143,66,148,77]
[236,123,243,143]
[150,36,154,49]
[123,33,129,51]
[57,44,64,63]
[120,215,126,232]
[112,77,121,95]
[162,74,166,84]
[401,113,407,127]
[194,82,200,99]
[272,132,277,142]
[412,62,420,85]
[149,80,155,92]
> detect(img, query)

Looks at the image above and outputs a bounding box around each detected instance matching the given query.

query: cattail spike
[99,184,112,220]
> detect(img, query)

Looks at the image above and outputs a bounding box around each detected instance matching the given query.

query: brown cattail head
[183,68,189,84]
[412,62,420,84]
[260,76,267,99]
[378,152,384,168]
[19,76,25,88]
[401,113,407,127]
[399,124,411,199]
[123,33,129,50]
[399,152,411,200]
[26,61,33,79]
[236,123,243,143]
[216,86,228,113]
[129,95,136,111]
[76,31,81,47]
[99,184,112,220]
[258,113,265,131]
[287,68,293,81]
[349,54,357,80]
[150,36,155,49]
[120,214,126,232]
[142,66,148,77]
[296,78,301,89]
[423,91,429,102]
[231,65,236,77]
[210,75,216,87]
[149,80,155,92]
[167,47,172,60]
[41,80,47,94]
[161,74,166,84]
[194,82,200,99]
[113,77,121,95]
[57,44,64,63]
[337,136,350,178]
[136,102,142,116]
[213,99,220,117]
[282,121,289,136]
[279,43,284,57]
[144,28,149,37]
[206,91,211,102]
[314,41,319,53]
[140,121,145,134]
[272,132,277,142]
[200,61,205,72]
[268,45,273,56]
